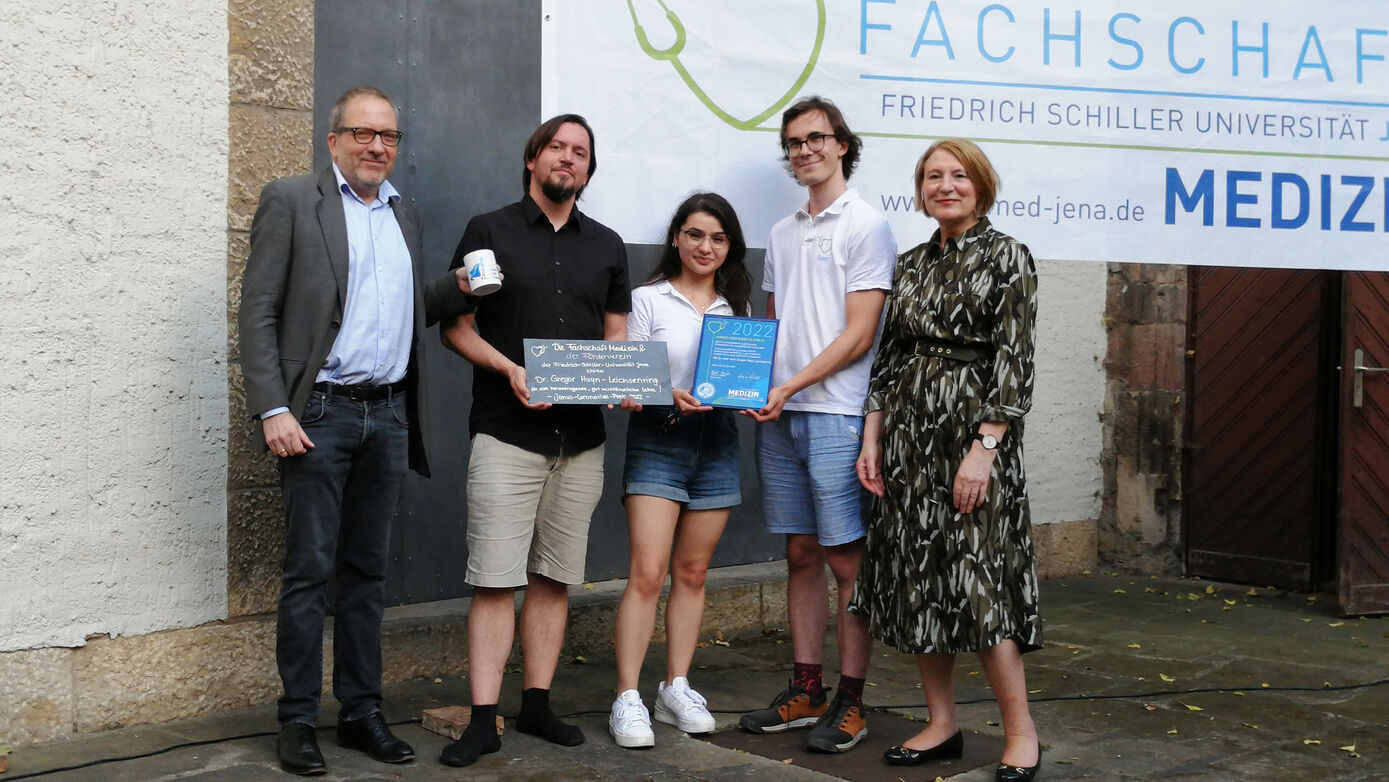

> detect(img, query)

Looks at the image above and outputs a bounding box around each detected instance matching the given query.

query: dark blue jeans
[276,388,409,726]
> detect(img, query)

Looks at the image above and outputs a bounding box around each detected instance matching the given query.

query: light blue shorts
[755,411,870,546]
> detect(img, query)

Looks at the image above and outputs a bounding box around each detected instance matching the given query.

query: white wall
[0,1,229,651]
[1028,260,1107,525]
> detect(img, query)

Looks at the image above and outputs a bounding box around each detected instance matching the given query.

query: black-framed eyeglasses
[679,228,730,248]
[334,127,404,146]
[782,132,833,156]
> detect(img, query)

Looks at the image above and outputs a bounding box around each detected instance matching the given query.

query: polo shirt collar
[797,187,857,219]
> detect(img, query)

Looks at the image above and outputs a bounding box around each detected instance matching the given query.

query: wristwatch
[976,434,999,451]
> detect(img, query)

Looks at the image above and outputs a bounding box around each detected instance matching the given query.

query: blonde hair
[914,138,999,217]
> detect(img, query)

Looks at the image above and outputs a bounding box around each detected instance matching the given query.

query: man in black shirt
[438,114,630,768]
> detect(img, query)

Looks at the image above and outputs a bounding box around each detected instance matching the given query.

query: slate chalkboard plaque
[523,339,673,405]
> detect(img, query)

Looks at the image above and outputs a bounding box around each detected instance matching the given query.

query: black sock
[837,675,865,705]
[439,704,501,768]
[516,688,585,746]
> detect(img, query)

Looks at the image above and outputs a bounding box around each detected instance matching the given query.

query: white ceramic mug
[462,249,502,296]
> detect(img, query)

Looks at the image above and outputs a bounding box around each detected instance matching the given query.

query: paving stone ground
[7,573,1389,781]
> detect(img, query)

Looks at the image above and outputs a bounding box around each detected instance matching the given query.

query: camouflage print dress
[848,217,1042,654]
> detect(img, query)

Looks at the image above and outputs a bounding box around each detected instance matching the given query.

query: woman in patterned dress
[849,139,1042,782]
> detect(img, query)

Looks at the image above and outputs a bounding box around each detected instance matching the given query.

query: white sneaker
[609,689,655,748]
[654,676,717,734]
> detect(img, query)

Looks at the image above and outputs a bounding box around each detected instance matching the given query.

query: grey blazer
[238,167,469,477]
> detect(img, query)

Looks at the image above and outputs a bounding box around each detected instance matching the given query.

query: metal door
[313,1,784,606]
[1184,267,1340,589]
[1337,272,1389,615]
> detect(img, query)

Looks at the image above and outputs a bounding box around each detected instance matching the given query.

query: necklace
[672,283,716,314]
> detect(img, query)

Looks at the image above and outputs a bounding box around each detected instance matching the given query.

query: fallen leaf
[433,678,443,684]
[1261,683,1270,688]
[583,583,594,590]
[1160,673,1176,682]
[1205,585,1216,594]
[1028,689,1043,694]
[1166,729,1178,735]
[1328,621,1345,628]
[1127,643,1142,649]
[1182,703,1204,711]
[713,639,730,647]
[1144,705,1158,712]
[1114,589,1127,594]
[1223,599,1237,605]
[572,655,588,664]
[866,681,878,687]
[1082,570,1092,575]
[986,720,1000,726]
[1243,723,1259,729]
[1301,618,1315,623]
[1246,588,1258,596]
[1233,691,1245,696]
[1303,739,1321,745]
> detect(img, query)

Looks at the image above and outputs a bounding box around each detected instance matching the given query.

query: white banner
[542,1,1389,270]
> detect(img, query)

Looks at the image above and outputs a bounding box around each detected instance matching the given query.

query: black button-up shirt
[450,195,631,456]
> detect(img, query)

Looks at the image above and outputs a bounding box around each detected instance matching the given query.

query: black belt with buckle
[910,339,992,362]
[313,380,406,401]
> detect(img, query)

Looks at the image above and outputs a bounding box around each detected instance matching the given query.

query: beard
[540,175,578,204]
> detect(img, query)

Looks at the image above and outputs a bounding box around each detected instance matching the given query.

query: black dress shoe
[883,729,964,766]
[338,712,415,763]
[277,723,326,776]
[996,744,1042,782]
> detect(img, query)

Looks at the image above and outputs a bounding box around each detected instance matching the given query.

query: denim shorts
[755,411,870,546]
[623,406,741,510]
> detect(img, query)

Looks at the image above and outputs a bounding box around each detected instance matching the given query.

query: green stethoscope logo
[625,0,826,131]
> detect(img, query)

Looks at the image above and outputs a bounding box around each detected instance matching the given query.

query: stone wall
[1101,263,1187,572]
[0,2,229,651]
[227,0,315,617]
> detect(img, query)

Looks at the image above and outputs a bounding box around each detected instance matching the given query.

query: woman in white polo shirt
[608,192,753,748]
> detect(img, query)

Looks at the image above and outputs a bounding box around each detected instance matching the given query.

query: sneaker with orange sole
[805,691,867,752]
[737,680,828,733]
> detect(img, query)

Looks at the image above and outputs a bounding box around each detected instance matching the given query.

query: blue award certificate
[690,315,779,409]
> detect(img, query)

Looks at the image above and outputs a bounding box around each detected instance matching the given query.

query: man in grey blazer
[238,85,471,776]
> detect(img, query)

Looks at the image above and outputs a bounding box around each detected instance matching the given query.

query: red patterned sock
[792,662,824,698]
[837,675,865,705]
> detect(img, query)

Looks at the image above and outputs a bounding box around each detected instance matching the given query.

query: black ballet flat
[883,729,964,766]
[995,744,1042,782]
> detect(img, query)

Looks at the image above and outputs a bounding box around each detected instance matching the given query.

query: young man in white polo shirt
[739,96,897,753]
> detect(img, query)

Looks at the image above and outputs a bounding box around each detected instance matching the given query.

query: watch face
[979,434,999,450]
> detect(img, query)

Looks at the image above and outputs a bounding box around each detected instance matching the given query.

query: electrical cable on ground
[7,677,1386,780]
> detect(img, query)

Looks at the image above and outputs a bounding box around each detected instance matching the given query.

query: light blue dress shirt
[318,163,416,386]
[260,165,415,421]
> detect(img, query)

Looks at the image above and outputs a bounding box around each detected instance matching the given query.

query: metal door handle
[1353,348,1388,408]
